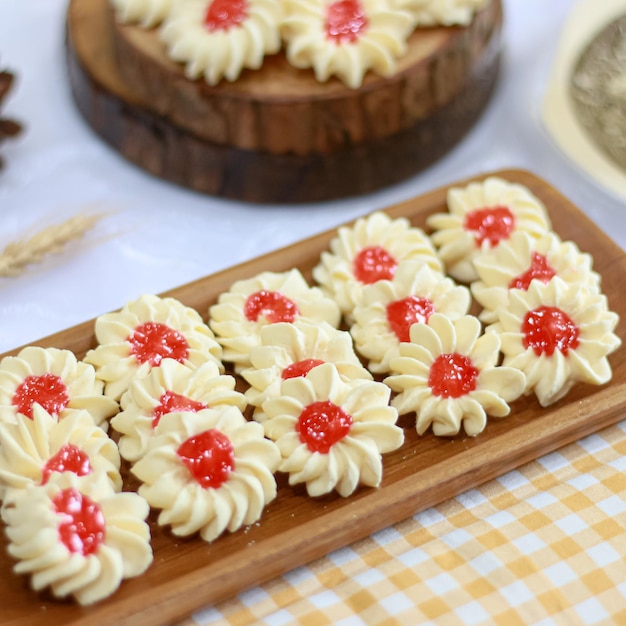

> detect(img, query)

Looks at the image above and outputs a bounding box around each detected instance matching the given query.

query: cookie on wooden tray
[471,230,601,324]
[313,211,442,321]
[84,294,223,401]
[132,406,280,542]
[3,472,152,606]
[350,260,471,374]
[241,320,371,423]
[385,314,526,437]
[111,358,246,463]
[487,277,621,407]
[427,176,552,283]
[0,346,118,429]
[0,409,122,513]
[262,363,404,497]
[209,269,341,371]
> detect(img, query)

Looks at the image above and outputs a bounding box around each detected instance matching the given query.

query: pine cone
[0,69,23,169]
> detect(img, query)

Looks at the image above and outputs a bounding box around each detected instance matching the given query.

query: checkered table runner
[185,419,626,626]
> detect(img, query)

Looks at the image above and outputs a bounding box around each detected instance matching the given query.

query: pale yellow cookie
[84,294,223,401]
[0,346,118,429]
[132,406,280,542]
[209,269,341,371]
[282,0,414,88]
[111,358,246,463]
[161,0,284,85]
[427,177,551,283]
[385,313,526,436]
[4,472,152,606]
[263,363,404,497]
[241,320,371,423]
[313,211,442,320]
[487,277,621,407]
[351,261,471,374]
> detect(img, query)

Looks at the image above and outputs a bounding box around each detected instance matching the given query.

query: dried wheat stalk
[0,212,104,277]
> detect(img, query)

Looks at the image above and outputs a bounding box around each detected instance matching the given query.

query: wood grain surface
[108,0,502,153]
[64,0,502,203]
[1,169,625,626]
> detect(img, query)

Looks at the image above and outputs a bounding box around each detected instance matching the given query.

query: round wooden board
[65,0,503,203]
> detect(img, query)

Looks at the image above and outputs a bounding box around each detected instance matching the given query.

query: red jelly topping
[522,305,579,357]
[464,206,515,247]
[42,444,92,485]
[12,373,69,419]
[282,359,325,380]
[386,296,435,343]
[152,391,208,428]
[52,487,105,557]
[326,0,368,44]
[429,353,478,398]
[509,252,556,290]
[244,290,299,324]
[296,400,352,454]
[127,322,189,367]
[353,246,398,284]
[177,429,235,489]
[204,0,248,32]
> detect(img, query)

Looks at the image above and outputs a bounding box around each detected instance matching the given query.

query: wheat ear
[0,213,104,277]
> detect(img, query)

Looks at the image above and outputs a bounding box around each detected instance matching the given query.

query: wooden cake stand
[65,0,503,203]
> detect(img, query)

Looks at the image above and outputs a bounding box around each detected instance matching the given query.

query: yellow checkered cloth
[185,420,626,625]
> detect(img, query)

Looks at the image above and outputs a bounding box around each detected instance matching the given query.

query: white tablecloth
[0,0,624,352]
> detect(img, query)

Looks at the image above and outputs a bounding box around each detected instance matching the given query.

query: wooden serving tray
[1,169,625,626]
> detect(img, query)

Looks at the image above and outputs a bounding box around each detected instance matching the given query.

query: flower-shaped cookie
[471,230,601,324]
[84,294,223,401]
[487,277,621,407]
[111,358,247,463]
[209,269,341,371]
[132,406,280,542]
[0,409,122,511]
[385,314,526,437]
[263,363,404,497]
[426,177,552,283]
[111,0,176,28]
[0,346,118,429]
[351,261,471,374]
[4,473,152,605]
[313,211,442,319]
[281,0,414,88]
[391,0,489,27]
[161,0,284,85]
[241,320,371,422]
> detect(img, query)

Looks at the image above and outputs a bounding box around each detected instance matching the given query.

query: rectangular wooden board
[1,169,625,626]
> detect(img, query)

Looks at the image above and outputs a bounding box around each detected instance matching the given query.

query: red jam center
[326,0,369,44]
[464,205,515,247]
[509,252,556,290]
[42,444,92,485]
[296,400,352,454]
[152,391,208,428]
[429,353,478,398]
[204,0,248,31]
[52,487,105,557]
[386,296,435,343]
[177,429,235,489]
[127,321,189,367]
[353,246,398,284]
[12,373,69,419]
[244,290,299,324]
[282,359,325,380]
[522,305,580,357]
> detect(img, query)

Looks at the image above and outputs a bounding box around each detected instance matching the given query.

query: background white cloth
[0,0,624,355]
